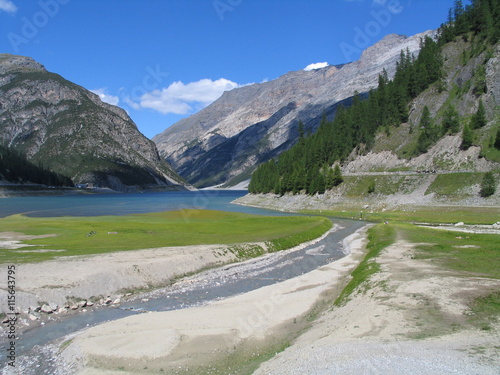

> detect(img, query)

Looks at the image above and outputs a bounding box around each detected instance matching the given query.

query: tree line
[249,0,498,196]
[0,145,73,187]
[249,35,443,195]
[439,0,500,45]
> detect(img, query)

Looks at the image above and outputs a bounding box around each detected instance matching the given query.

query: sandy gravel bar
[0,242,239,312]
[55,228,369,374]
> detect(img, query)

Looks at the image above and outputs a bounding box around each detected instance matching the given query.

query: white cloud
[304,62,329,71]
[138,78,239,115]
[123,96,141,110]
[91,88,120,106]
[0,0,17,13]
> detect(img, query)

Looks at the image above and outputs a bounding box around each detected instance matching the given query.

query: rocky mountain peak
[360,30,436,65]
[0,55,189,191]
[153,30,438,188]
[0,53,46,74]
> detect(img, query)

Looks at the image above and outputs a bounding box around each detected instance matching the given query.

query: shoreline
[55,218,499,375]
[233,190,500,215]
[0,242,241,331]
[0,184,191,199]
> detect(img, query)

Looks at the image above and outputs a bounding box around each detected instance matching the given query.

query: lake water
[0,190,288,218]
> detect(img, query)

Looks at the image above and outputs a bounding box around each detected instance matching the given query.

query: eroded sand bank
[50,227,369,374]
[55,225,500,375]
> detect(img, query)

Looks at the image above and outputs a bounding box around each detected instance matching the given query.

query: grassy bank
[0,209,331,263]
[334,221,499,335]
[400,224,500,279]
[334,223,396,307]
[302,204,500,225]
[400,224,500,332]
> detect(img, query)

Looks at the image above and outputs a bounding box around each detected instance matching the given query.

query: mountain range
[1,21,498,196]
[153,30,435,187]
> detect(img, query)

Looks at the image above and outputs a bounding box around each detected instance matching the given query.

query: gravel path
[255,339,499,375]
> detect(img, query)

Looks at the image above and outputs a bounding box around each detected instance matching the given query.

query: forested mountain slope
[0,54,188,191]
[249,0,500,204]
[0,144,72,187]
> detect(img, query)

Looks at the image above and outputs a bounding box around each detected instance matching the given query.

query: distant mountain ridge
[0,54,189,191]
[153,30,435,187]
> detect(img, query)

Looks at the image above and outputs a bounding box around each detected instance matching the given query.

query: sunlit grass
[334,223,396,306]
[302,205,500,225]
[399,224,500,278]
[0,209,331,263]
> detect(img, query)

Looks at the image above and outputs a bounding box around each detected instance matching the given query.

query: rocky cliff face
[154,31,435,187]
[0,54,188,191]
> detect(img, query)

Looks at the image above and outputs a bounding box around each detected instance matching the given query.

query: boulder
[41,304,54,314]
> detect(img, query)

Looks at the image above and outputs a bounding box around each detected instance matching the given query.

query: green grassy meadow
[400,224,500,279]
[0,209,331,264]
[302,205,500,225]
[333,220,499,334]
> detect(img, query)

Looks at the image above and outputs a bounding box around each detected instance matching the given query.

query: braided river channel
[0,190,366,374]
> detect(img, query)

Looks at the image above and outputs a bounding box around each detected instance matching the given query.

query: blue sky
[1,0,458,139]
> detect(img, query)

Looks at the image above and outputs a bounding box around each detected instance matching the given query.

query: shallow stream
[0,191,366,373]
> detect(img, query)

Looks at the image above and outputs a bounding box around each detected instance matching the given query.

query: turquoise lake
[0,190,287,218]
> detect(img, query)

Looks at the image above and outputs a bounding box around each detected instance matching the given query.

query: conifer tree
[442,104,460,134]
[471,100,487,129]
[461,123,474,149]
[298,120,305,142]
[273,178,282,195]
[325,167,335,190]
[495,128,500,150]
[367,180,376,194]
[453,0,467,35]
[479,172,496,197]
[474,65,487,95]
[416,106,440,154]
[332,164,343,186]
